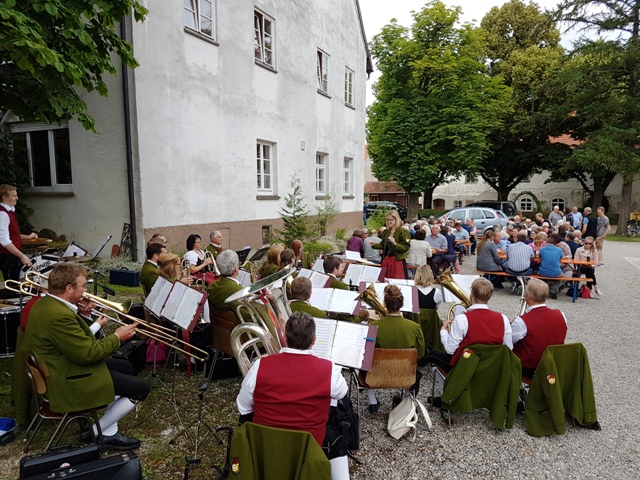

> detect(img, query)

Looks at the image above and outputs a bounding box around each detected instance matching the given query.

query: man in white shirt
[0,184,37,281]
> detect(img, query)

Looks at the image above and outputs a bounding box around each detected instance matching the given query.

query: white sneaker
[594,286,602,296]
[590,289,598,299]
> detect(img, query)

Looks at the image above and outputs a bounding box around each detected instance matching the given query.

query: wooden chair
[207,308,241,381]
[24,353,104,453]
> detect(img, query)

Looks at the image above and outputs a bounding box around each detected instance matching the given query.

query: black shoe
[103,432,141,451]
[367,402,379,414]
[392,395,402,409]
[549,292,557,299]
[426,396,442,408]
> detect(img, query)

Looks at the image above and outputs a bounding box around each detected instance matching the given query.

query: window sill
[317,89,331,99]
[342,195,355,199]
[255,60,277,73]
[184,26,219,46]
[22,189,75,198]
[256,195,280,201]
[315,195,330,200]
[344,103,356,110]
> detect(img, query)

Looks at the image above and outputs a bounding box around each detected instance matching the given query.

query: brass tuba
[435,268,472,323]
[355,283,388,318]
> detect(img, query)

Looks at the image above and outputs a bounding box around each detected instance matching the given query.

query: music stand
[247,245,270,263]
[235,246,251,264]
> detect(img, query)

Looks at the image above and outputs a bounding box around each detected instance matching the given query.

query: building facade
[8,0,371,258]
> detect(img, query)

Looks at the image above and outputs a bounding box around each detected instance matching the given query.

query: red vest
[513,306,567,369]
[0,205,21,255]
[451,308,505,366]
[253,352,332,446]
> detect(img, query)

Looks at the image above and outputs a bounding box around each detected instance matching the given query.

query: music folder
[297,268,332,288]
[309,288,361,315]
[311,318,378,371]
[144,277,207,332]
[359,281,419,314]
[343,263,386,286]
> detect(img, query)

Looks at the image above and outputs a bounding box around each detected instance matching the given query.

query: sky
[359,0,575,105]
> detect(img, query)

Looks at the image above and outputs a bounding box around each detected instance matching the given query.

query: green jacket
[11,326,32,425]
[206,243,223,259]
[407,309,443,353]
[372,228,411,261]
[207,276,243,312]
[441,344,521,430]
[25,295,119,413]
[229,422,330,480]
[260,263,279,279]
[524,343,598,436]
[290,300,327,318]
[371,315,425,359]
[140,260,159,296]
[329,277,349,290]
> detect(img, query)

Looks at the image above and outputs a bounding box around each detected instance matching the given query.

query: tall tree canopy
[478,0,570,201]
[367,1,511,208]
[0,0,147,131]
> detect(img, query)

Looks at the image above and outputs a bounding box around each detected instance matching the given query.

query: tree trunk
[497,185,512,201]
[590,172,616,208]
[406,192,422,221]
[423,189,434,210]
[616,173,635,236]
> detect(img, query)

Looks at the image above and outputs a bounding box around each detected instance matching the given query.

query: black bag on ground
[323,396,359,459]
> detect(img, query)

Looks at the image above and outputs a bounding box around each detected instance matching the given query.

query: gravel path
[349,240,640,479]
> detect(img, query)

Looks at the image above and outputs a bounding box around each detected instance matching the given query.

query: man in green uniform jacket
[25,263,150,450]
[289,277,327,318]
[207,250,243,312]
[140,241,165,296]
[206,230,224,259]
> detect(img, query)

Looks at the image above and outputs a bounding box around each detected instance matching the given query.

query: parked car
[363,201,408,224]
[467,200,517,217]
[439,207,509,236]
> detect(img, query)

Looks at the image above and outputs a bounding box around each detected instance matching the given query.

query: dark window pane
[12,133,30,183]
[30,131,52,186]
[53,129,72,184]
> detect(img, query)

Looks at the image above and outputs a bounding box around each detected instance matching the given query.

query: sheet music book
[237,269,252,287]
[343,263,385,286]
[297,268,332,288]
[145,277,174,317]
[311,318,378,370]
[311,258,325,272]
[360,282,419,314]
[442,274,479,304]
[309,288,360,314]
[160,281,207,331]
[344,251,378,265]
[387,278,415,286]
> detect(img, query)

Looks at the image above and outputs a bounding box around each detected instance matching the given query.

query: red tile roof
[364,181,406,194]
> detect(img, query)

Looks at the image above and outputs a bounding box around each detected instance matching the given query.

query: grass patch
[605,234,640,243]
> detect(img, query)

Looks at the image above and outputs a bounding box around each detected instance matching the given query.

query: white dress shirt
[511,303,568,344]
[440,304,513,355]
[0,202,15,247]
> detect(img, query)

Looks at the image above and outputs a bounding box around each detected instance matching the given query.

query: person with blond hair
[371,209,411,279]
[260,243,284,278]
[0,184,38,280]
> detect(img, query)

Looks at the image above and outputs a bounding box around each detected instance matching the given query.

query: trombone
[20,271,210,362]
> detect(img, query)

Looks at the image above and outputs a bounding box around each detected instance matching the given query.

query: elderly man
[237,312,349,479]
[0,184,38,281]
[206,231,224,259]
[425,224,448,276]
[504,232,534,276]
[290,277,327,318]
[568,206,582,231]
[581,207,598,240]
[26,263,150,449]
[207,250,243,311]
[428,277,512,378]
[363,230,382,264]
[595,207,611,266]
[452,222,470,259]
[511,279,567,378]
[548,206,563,226]
[538,236,564,299]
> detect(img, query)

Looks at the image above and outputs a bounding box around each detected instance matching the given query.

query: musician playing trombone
[25,263,151,450]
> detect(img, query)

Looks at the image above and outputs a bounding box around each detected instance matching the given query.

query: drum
[0,305,21,358]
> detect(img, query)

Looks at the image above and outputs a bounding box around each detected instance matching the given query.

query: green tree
[273,176,311,245]
[478,0,570,201]
[367,1,511,208]
[552,0,640,231]
[0,0,147,131]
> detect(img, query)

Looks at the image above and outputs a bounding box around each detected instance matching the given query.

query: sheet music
[370,282,415,313]
[237,269,252,287]
[160,281,204,330]
[361,265,382,282]
[312,258,324,272]
[309,288,333,311]
[344,251,362,261]
[311,318,337,359]
[343,264,364,286]
[298,269,312,279]
[145,277,173,317]
[328,289,359,314]
[299,269,330,288]
[387,278,415,286]
[332,322,368,368]
[443,274,479,303]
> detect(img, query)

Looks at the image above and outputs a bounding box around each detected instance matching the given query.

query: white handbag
[387,393,433,442]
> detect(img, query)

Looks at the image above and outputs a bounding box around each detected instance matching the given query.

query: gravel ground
[349,240,640,479]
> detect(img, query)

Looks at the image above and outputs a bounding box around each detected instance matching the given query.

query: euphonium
[230,323,280,376]
[355,283,388,318]
[435,268,472,323]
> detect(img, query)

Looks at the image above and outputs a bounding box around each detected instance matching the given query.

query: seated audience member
[465,218,477,255]
[367,285,425,413]
[492,228,510,252]
[428,278,512,377]
[206,230,224,259]
[279,248,296,270]
[406,229,432,278]
[346,229,365,257]
[140,241,166,295]
[511,279,567,378]
[183,234,214,277]
[26,263,150,450]
[548,233,574,277]
[452,222,470,257]
[148,233,167,247]
[207,250,243,311]
[573,229,583,245]
[260,244,284,278]
[290,277,326,318]
[363,230,382,264]
[236,312,350,480]
[538,236,564,299]
[324,256,349,290]
[425,224,448,277]
[504,232,534,276]
[574,236,601,297]
[564,231,580,258]
[476,229,504,289]
[440,226,461,274]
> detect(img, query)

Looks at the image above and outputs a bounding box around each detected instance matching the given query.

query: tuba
[355,283,388,318]
[435,268,472,323]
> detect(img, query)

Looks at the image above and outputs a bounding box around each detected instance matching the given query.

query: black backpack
[323,396,359,459]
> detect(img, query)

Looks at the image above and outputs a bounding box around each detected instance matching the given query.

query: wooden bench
[476,271,592,302]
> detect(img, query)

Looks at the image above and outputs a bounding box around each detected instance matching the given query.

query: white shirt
[47,294,102,335]
[511,303,568,344]
[183,249,204,265]
[0,202,15,247]
[236,347,348,415]
[440,304,513,355]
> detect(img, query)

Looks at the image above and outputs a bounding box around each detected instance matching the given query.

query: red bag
[581,285,591,299]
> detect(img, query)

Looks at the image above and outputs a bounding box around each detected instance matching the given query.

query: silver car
[439,207,509,236]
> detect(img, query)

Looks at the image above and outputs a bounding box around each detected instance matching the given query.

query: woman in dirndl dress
[372,209,410,279]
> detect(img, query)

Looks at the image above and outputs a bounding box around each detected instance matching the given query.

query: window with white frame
[551,197,565,211]
[184,0,215,39]
[344,67,354,106]
[518,196,533,212]
[316,154,327,194]
[254,10,274,67]
[12,123,72,189]
[317,50,330,94]
[454,200,463,208]
[343,157,353,195]
[256,141,275,194]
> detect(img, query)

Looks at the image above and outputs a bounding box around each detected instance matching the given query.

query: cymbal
[59,255,94,263]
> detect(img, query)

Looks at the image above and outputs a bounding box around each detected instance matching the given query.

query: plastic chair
[24,353,104,453]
